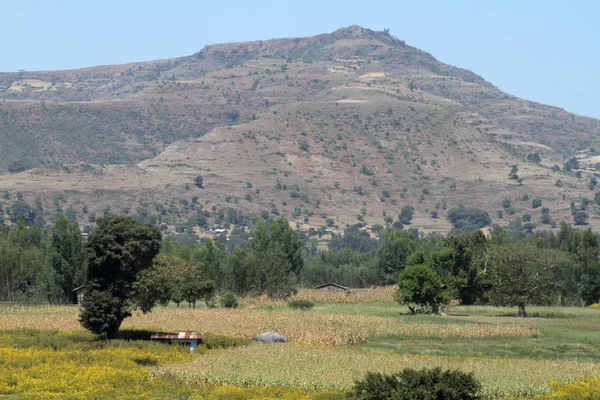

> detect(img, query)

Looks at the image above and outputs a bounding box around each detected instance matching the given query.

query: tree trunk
[106,319,123,339]
[431,303,440,315]
[517,303,528,317]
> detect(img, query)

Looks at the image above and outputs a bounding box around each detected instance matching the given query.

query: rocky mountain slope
[0,26,598,234]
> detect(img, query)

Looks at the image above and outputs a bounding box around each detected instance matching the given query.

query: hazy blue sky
[3,1,599,118]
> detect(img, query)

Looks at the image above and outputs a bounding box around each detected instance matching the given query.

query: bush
[352,367,481,400]
[288,300,314,311]
[194,175,204,188]
[220,293,239,308]
[446,206,491,233]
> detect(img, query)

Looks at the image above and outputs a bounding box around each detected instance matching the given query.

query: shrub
[288,300,315,311]
[352,367,481,400]
[398,205,414,224]
[219,293,239,308]
[446,206,491,233]
[532,198,543,208]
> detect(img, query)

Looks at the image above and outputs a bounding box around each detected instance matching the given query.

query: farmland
[1,290,600,399]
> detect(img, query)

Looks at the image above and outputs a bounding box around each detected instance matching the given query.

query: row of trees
[395,224,600,316]
[0,217,85,303]
[5,211,600,335]
[79,216,303,338]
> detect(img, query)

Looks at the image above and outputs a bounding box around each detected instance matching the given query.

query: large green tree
[49,216,85,303]
[251,218,303,299]
[0,225,53,302]
[395,263,455,314]
[378,229,416,284]
[79,216,162,338]
[434,231,487,305]
[486,243,572,316]
[133,253,191,311]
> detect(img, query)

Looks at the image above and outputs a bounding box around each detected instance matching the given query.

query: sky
[2,0,599,118]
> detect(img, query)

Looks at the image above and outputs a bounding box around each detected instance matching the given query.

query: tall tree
[79,216,161,338]
[193,238,224,287]
[49,216,85,303]
[251,218,303,299]
[436,231,487,305]
[378,229,416,284]
[396,263,455,314]
[133,253,191,311]
[486,243,572,316]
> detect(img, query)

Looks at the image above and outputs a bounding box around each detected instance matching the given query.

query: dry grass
[239,286,395,307]
[160,343,600,398]
[0,306,539,346]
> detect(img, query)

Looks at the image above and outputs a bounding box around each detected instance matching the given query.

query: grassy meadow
[0,288,600,399]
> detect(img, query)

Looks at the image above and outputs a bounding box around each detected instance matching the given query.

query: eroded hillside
[0,26,597,234]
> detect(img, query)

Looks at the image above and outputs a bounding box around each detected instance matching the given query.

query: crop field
[1,290,600,399]
[0,305,539,346]
[159,344,600,398]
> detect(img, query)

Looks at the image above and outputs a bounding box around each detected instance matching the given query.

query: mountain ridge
[0,26,598,234]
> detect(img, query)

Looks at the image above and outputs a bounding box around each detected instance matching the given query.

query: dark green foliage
[574,211,589,225]
[49,217,85,303]
[0,223,54,302]
[224,109,240,125]
[194,175,204,188]
[564,157,579,172]
[183,278,216,308]
[378,229,417,284]
[487,243,572,316]
[396,263,454,314]
[298,139,309,152]
[392,220,404,230]
[352,368,480,400]
[360,165,374,176]
[541,208,552,225]
[527,153,542,163]
[398,205,414,224]
[437,231,487,305]
[532,198,543,208]
[288,299,314,310]
[80,216,162,338]
[328,226,379,253]
[508,164,519,180]
[446,206,491,234]
[79,290,129,339]
[220,293,239,308]
[9,201,36,225]
[248,218,303,299]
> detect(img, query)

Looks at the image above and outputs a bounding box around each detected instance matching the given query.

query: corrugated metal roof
[150,332,204,340]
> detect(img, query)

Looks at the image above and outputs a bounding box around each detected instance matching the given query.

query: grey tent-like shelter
[253,332,289,342]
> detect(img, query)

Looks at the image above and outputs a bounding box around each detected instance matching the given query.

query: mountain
[0,25,598,234]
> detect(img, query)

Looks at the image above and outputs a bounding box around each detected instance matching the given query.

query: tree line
[2,213,600,336]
